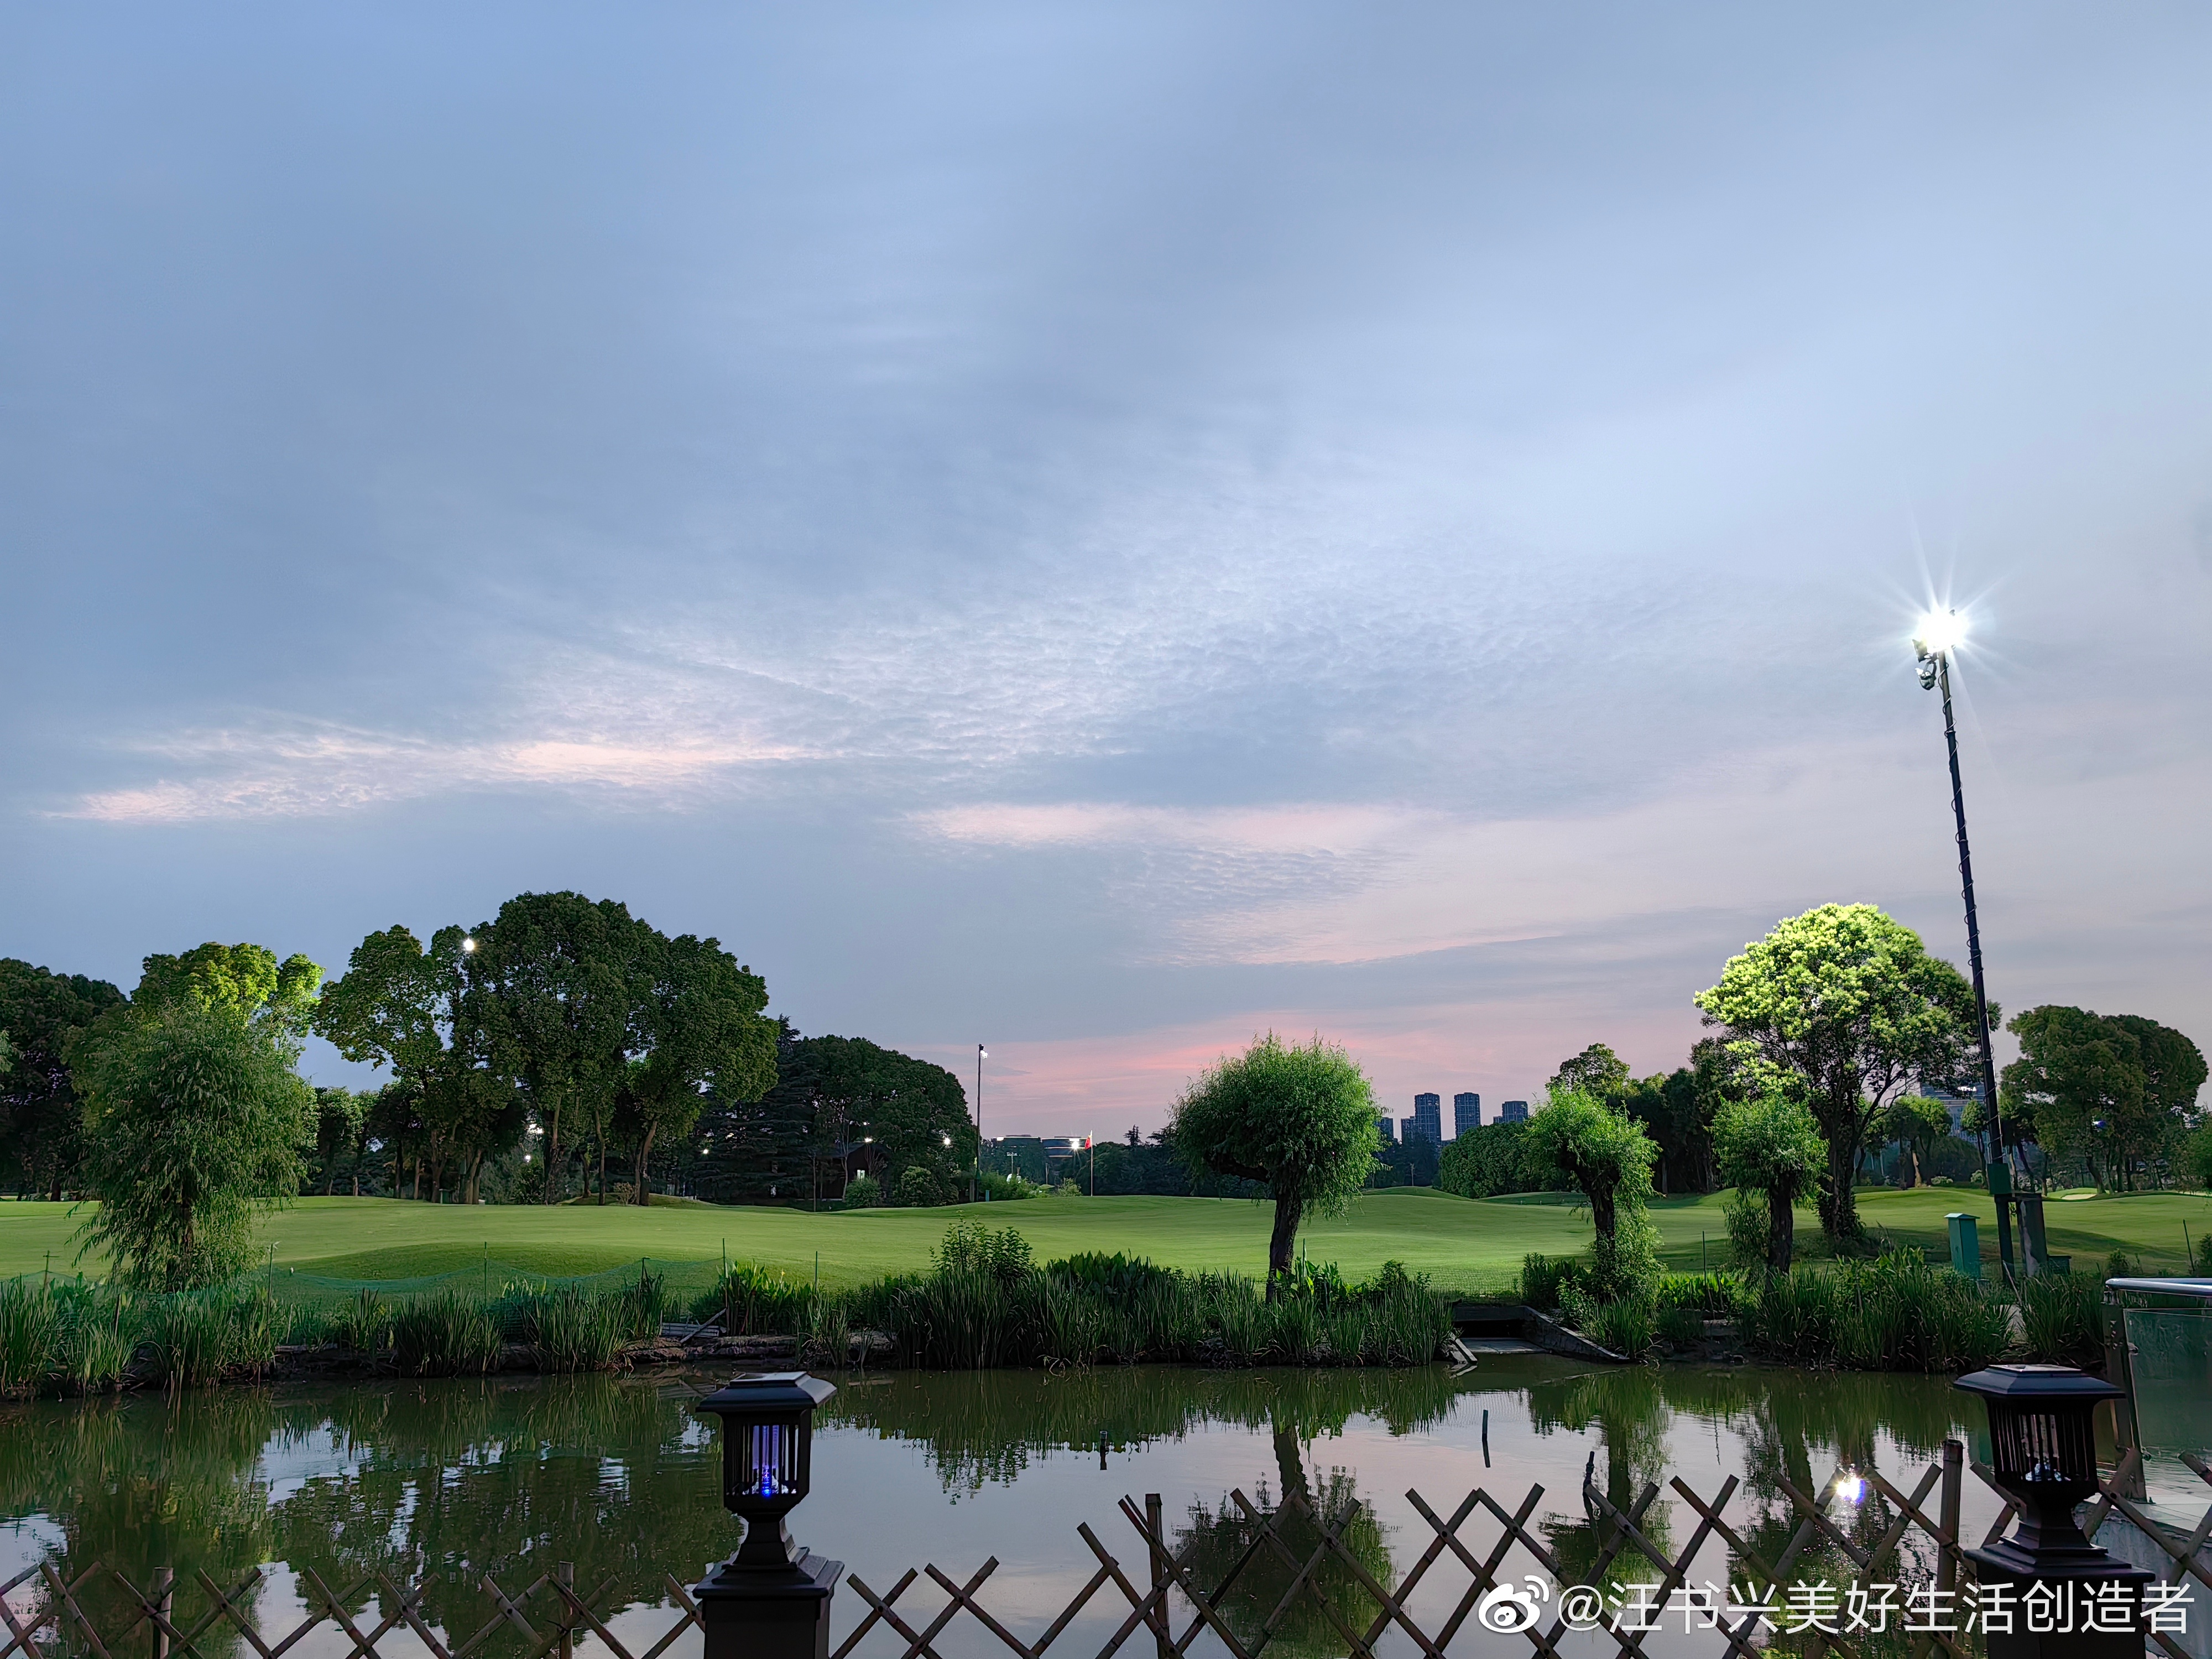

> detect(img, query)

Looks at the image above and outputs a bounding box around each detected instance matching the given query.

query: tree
[1526,1089,1659,1300]
[1436,1120,1540,1197]
[315,924,525,1203]
[614,932,775,1202]
[1712,1091,1825,1271]
[1875,1095,1953,1187]
[0,958,127,1199]
[801,1035,973,1198]
[1550,1043,1631,1100]
[467,894,640,1203]
[1695,904,1976,1242]
[1170,1033,1379,1291]
[2002,1007,2204,1191]
[70,947,319,1289]
[310,1087,368,1194]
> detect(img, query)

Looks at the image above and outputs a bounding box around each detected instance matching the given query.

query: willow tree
[1712,1089,1824,1271]
[1526,1089,1658,1301]
[1170,1033,1379,1292]
[71,943,319,1289]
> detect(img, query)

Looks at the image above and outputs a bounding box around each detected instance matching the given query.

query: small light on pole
[973,1044,987,1204]
[1955,1364,2150,1656]
[693,1373,843,1659]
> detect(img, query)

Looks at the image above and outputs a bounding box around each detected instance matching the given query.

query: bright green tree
[71,946,319,1289]
[1695,904,1976,1241]
[1526,1088,1659,1301]
[1170,1033,1379,1291]
[1712,1091,1825,1270]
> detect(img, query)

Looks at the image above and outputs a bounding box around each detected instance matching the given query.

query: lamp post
[693,1372,841,1659]
[1954,1364,2150,1657]
[973,1044,987,1204]
[1913,609,2016,1277]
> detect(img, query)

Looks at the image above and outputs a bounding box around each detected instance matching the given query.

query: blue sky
[4,4,2208,1130]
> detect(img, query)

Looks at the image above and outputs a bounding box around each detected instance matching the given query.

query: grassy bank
[6,1185,2205,1287]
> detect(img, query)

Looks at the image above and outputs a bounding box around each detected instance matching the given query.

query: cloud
[66,721,805,823]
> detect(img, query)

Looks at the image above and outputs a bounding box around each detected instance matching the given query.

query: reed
[692,1262,815,1334]
[1584,1297,1656,1361]
[0,1279,63,1397]
[1738,1253,2009,1373]
[390,1289,503,1376]
[501,1284,625,1371]
[327,1287,393,1353]
[2016,1271,2102,1366]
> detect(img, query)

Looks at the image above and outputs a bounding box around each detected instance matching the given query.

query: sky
[3,4,2209,1134]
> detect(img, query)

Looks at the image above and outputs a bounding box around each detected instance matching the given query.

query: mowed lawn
[2,1185,2205,1290]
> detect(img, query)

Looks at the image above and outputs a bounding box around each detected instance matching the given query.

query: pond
[0,1359,2042,1658]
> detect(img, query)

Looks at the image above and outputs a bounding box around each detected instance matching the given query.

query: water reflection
[2,1360,1989,1652]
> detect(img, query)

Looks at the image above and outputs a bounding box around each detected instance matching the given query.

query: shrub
[842,1173,883,1208]
[894,1166,945,1208]
[1722,1187,1772,1271]
[979,1172,1035,1201]
[1657,1272,1742,1316]
[1518,1253,1584,1312]
[935,1219,1035,1283]
[390,1290,502,1376]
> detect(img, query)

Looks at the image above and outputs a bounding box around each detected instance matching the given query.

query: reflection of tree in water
[1167,1407,1395,1659]
[2,1376,729,1659]
[821,1364,1472,1496]
[269,1376,729,1653]
[1656,1366,1970,1601]
[1525,1366,1675,1585]
[0,1390,278,1655]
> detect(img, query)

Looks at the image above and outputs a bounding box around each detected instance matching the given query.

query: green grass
[2,1183,2206,1290]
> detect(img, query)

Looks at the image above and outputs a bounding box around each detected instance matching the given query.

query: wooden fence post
[1145,1493,1171,1659]
[1938,1438,1963,1601]
[556,1562,574,1659]
[152,1567,173,1659]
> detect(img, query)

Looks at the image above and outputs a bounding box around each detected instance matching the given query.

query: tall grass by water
[685,1224,1449,1370]
[1737,1252,2013,1372]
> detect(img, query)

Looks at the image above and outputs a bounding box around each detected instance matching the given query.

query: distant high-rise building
[1375,1112,1396,1144]
[1412,1093,1442,1144]
[1453,1092,1480,1134]
[1400,1115,1421,1146]
[1500,1099,1530,1123]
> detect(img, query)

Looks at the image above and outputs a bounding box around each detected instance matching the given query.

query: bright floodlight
[461,935,477,952]
[1913,608,1966,658]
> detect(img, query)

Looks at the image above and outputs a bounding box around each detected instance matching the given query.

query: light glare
[1913,608,1966,657]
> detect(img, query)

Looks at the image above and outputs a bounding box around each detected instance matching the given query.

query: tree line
[0,890,977,1287]
[1437,902,2207,1271]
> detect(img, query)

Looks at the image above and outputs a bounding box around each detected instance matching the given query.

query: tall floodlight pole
[1913,609,2013,1275]
[973,1044,987,1203]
